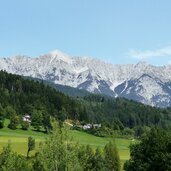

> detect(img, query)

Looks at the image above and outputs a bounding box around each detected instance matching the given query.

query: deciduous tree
[104,141,120,171]
[27,136,35,158]
[124,128,171,171]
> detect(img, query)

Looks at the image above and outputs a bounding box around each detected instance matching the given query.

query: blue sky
[1,0,171,65]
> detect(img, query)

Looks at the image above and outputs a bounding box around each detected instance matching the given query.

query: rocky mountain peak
[0,51,171,107]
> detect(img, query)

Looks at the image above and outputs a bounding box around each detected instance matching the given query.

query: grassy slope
[0,119,46,155]
[0,120,135,169]
[69,130,132,161]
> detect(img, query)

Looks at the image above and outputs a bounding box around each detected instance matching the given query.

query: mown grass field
[0,120,136,170]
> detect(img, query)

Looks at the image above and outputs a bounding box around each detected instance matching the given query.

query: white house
[22,114,31,123]
[83,124,92,130]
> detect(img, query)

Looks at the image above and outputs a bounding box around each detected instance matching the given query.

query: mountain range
[1,50,171,108]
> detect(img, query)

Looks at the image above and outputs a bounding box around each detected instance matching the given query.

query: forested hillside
[0,70,171,132]
[25,76,91,97]
[82,95,171,129]
[0,71,83,130]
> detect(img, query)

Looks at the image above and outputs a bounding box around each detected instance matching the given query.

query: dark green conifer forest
[0,70,171,132]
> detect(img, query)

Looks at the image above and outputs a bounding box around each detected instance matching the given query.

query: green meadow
[0,120,136,169]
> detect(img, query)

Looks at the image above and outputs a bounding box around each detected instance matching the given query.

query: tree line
[0,70,171,133]
[81,94,171,130]
[0,70,83,131]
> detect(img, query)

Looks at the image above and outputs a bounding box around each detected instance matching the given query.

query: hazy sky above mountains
[1,0,171,65]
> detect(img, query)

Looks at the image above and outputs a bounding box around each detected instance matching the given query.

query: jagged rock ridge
[1,50,171,107]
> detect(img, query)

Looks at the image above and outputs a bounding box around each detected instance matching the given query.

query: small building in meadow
[83,124,92,130]
[22,114,31,123]
[83,123,101,130]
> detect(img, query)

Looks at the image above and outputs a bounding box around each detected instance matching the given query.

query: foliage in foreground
[0,144,32,171]
[0,121,120,171]
[124,128,171,171]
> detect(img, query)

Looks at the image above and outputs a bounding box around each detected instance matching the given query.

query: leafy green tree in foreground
[33,121,120,171]
[33,121,82,171]
[104,141,120,171]
[78,145,94,170]
[0,144,31,171]
[27,136,35,158]
[92,147,107,171]
[124,128,171,171]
